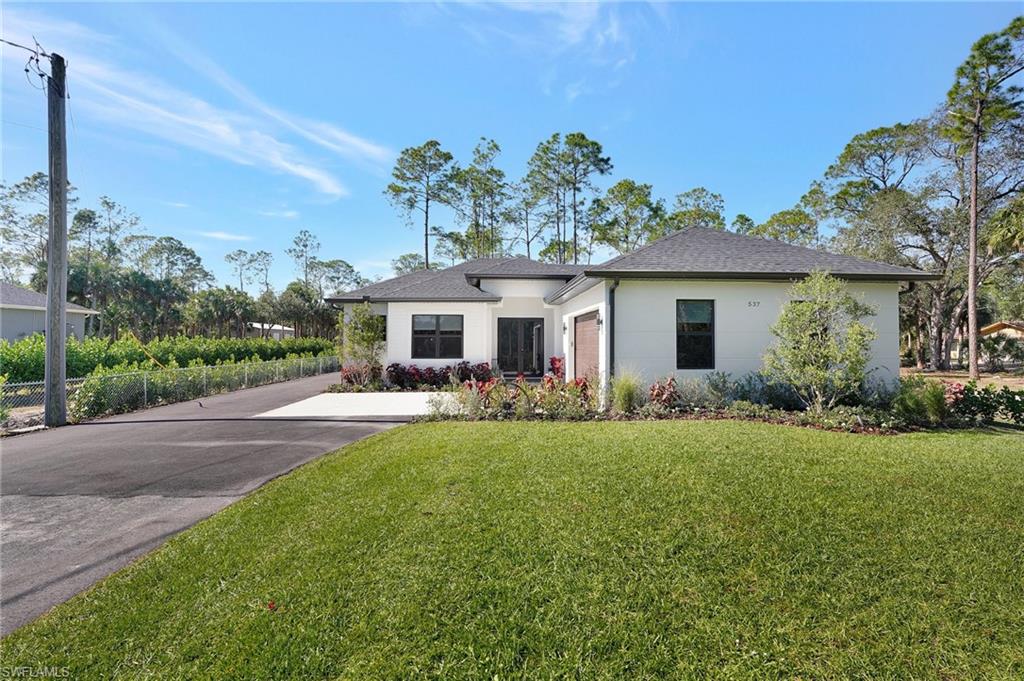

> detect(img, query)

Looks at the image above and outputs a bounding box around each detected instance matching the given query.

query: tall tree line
[1,181,370,341]
[384,19,1023,379]
[384,130,829,274]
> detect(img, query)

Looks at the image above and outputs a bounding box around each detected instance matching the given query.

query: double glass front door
[497,318,544,376]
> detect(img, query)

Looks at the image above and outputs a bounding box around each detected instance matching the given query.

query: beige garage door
[574,312,599,379]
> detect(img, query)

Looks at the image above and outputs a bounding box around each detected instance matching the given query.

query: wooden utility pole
[44,53,68,427]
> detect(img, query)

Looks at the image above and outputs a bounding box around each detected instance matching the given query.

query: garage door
[574,312,599,379]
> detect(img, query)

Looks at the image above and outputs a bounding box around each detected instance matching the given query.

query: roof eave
[544,276,602,305]
[581,269,941,282]
[0,303,101,314]
[325,295,502,304]
[465,273,579,281]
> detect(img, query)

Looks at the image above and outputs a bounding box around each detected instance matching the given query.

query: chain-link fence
[1,355,340,430]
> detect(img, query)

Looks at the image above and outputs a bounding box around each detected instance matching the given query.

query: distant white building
[0,282,100,343]
[246,322,295,341]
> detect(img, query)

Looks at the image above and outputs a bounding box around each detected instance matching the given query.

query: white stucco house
[326,228,936,387]
[0,282,99,343]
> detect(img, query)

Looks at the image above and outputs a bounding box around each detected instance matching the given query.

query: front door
[497,318,544,376]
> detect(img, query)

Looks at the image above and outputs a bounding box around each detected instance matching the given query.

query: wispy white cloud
[565,79,587,102]
[1,8,391,199]
[162,201,190,208]
[456,2,630,59]
[256,208,300,219]
[197,230,252,242]
[66,59,347,198]
[449,2,639,103]
[141,19,394,169]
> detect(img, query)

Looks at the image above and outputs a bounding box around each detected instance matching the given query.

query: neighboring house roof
[582,228,938,282]
[0,282,99,314]
[981,320,1024,335]
[247,322,295,332]
[325,257,581,304]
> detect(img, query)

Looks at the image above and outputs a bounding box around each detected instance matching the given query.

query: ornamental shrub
[549,356,565,380]
[674,373,736,411]
[340,303,386,385]
[610,370,644,414]
[891,376,950,426]
[1000,386,1024,425]
[763,271,877,413]
[947,381,1024,425]
[648,376,680,409]
[950,382,1001,423]
[384,362,492,390]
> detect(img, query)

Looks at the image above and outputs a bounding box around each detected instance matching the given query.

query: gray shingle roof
[0,282,97,313]
[325,257,581,303]
[460,258,585,279]
[584,227,937,281]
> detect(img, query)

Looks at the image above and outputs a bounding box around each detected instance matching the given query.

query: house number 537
[747,301,760,307]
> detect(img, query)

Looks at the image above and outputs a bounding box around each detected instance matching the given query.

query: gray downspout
[608,279,619,378]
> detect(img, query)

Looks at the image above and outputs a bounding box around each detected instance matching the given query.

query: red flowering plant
[385,362,492,390]
[534,374,595,419]
[464,377,499,402]
[549,356,565,380]
[339,365,363,385]
[571,376,591,402]
[648,376,680,409]
[944,381,965,407]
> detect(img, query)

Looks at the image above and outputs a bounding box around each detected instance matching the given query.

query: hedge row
[0,334,337,383]
[69,355,338,422]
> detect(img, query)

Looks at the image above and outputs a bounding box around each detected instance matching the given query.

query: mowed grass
[3,422,1024,679]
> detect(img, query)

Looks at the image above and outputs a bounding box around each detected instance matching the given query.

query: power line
[1,36,53,91]
[2,119,47,133]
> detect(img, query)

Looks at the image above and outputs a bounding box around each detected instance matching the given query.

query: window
[412,314,463,359]
[676,300,714,369]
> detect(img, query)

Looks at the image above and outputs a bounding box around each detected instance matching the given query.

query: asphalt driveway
[0,373,397,636]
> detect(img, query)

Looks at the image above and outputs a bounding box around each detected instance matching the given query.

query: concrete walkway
[0,373,395,636]
[257,391,455,420]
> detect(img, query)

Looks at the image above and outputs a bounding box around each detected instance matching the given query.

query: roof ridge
[590,227,693,270]
[710,228,928,273]
[375,268,455,298]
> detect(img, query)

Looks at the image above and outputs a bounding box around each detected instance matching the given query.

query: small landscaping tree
[340,303,386,385]
[764,271,878,413]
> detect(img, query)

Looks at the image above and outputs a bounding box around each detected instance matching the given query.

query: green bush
[727,400,901,432]
[948,381,1024,425]
[1000,386,1024,424]
[0,375,9,423]
[67,353,331,422]
[763,271,877,412]
[610,370,645,414]
[0,334,336,383]
[891,376,949,426]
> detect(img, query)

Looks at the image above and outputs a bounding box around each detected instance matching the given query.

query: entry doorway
[497,318,544,376]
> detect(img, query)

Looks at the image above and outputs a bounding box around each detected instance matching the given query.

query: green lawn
[4,422,1024,679]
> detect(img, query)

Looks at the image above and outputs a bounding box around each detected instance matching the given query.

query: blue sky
[2,2,1019,289]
